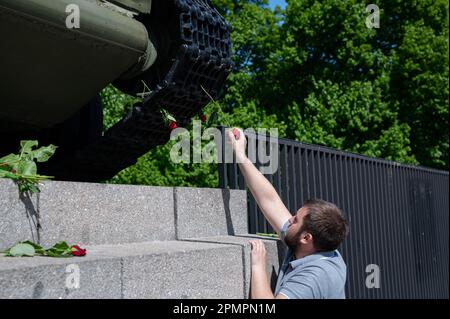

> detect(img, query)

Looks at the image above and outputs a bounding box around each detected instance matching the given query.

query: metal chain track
[57,0,232,182]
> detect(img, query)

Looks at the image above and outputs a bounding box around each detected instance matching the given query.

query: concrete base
[0,179,175,250]
[183,235,287,298]
[0,241,244,299]
[0,178,284,299]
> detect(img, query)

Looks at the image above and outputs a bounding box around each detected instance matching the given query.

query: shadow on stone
[18,189,41,244]
[222,189,235,236]
[32,281,44,299]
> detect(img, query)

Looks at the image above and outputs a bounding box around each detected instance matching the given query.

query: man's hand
[250,239,276,299]
[226,127,247,162]
[250,240,267,270]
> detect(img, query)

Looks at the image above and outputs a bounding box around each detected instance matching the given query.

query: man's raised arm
[226,128,292,235]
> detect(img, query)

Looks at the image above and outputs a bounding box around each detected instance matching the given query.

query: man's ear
[300,232,313,245]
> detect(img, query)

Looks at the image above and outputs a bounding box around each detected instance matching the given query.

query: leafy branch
[0,141,57,193]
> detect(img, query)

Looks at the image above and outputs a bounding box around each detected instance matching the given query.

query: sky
[269,0,287,9]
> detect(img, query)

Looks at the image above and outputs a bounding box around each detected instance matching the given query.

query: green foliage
[218,0,448,169]
[110,140,219,188]
[100,85,139,132]
[101,0,448,187]
[0,141,57,193]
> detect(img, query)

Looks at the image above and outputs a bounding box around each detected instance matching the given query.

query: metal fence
[218,127,449,299]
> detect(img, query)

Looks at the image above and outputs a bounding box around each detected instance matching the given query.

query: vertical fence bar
[381,162,393,299]
[401,166,414,298]
[351,157,363,298]
[438,173,446,298]
[302,148,310,201]
[293,146,301,209]
[374,161,388,298]
[288,145,297,213]
[281,144,290,212]
[218,126,227,189]
[388,163,401,298]
[342,155,356,298]
[323,153,330,201]
[424,169,434,298]
[435,172,444,298]
[296,146,304,207]
[383,163,395,298]
[407,166,419,299]
[410,167,422,298]
[393,166,406,298]
[360,159,371,298]
[443,173,449,298]
[316,151,323,199]
[367,159,378,299]
[310,150,317,198]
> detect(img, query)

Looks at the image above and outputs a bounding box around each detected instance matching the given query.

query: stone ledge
[0,240,245,299]
[0,179,176,249]
[182,235,287,298]
[1,179,249,250]
[175,187,248,239]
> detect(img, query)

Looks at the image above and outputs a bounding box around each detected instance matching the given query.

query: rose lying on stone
[3,241,87,258]
[71,245,87,257]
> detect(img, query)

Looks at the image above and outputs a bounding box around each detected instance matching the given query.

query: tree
[102,0,448,187]
[225,0,448,168]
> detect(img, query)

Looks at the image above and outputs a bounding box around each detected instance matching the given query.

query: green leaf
[45,241,72,257]
[21,241,45,255]
[29,184,40,194]
[8,243,35,257]
[166,114,177,122]
[0,153,20,165]
[206,111,219,127]
[0,170,18,179]
[17,160,37,176]
[52,241,70,250]
[1,140,55,194]
[160,108,177,123]
[20,141,38,155]
[33,145,57,163]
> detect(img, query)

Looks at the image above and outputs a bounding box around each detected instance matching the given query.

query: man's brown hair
[300,199,349,252]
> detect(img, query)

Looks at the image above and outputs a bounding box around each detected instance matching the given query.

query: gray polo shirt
[274,220,347,299]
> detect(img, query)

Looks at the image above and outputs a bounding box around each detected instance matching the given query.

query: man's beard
[285,227,302,250]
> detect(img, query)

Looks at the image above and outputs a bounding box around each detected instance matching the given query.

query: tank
[0,0,232,181]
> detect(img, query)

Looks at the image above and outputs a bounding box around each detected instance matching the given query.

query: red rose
[200,114,207,123]
[11,169,17,174]
[169,121,178,130]
[71,245,87,257]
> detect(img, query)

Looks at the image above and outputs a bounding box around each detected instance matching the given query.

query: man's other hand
[250,240,267,270]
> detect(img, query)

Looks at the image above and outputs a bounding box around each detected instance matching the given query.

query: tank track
[55,0,232,182]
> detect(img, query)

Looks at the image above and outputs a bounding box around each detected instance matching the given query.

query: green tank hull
[0,0,232,181]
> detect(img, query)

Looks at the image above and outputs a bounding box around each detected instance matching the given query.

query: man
[227,128,349,299]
